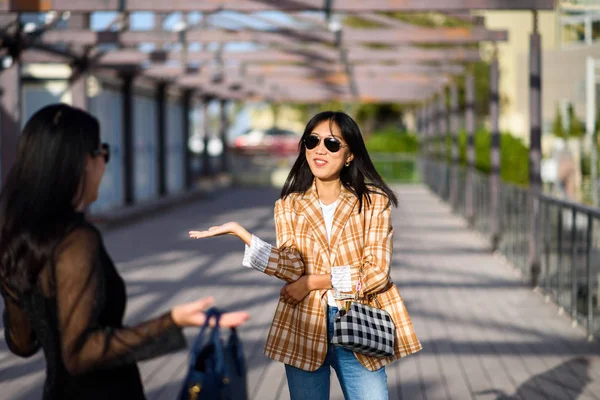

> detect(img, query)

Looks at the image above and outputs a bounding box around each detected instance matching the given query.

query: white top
[319,200,341,307]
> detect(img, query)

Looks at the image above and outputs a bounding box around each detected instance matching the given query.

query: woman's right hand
[170,297,250,328]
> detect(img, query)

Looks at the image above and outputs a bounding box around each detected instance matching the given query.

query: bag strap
[209,311,226,378]
[351,268,391,309]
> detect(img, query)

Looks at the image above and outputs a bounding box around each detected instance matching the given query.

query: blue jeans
[285,306,388,400]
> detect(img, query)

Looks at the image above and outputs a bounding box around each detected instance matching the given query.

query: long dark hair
[0,103,100,296]
[281,111,397,212]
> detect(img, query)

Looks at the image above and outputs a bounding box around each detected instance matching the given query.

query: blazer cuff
[242,235,272,273]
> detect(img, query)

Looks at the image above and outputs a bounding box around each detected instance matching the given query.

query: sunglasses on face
[303,135,347,153]
[91,143,110,164]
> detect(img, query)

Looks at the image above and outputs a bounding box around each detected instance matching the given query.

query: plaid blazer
[261,182,422,371]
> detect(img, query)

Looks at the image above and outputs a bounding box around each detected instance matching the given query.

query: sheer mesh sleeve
[1,286,40,357]
[54,227,186,375]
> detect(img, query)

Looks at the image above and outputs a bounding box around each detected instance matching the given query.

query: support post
[529,11,543,287]
[427,100,434,157]
[219,99,229,174]
[450,84,459,210]
[156,83,167,196]
[69,13,89,110]
[0,15,21,184]
[439,88,449,196]
[586,56,598,207]
[490,47,502,251]
[422,104,429,157]
[202,97,212,177]
[465,66,476,225]
[439,90,448,160]
[182,90,192,189]
[122,74,134,205]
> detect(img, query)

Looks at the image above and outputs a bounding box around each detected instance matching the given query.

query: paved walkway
[1,185,599,399]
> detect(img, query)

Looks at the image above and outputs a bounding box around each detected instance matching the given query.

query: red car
[234,128,300,156]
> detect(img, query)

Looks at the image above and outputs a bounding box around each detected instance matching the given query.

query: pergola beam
[34,26,507,46]
[0,1,530,104]
[244,64,464,76]
[0,0,556,12]
[22,43,480,67]
[348,48,479,63]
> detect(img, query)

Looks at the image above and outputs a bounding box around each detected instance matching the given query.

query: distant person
[0,103,249,400]
[190,111,421,400]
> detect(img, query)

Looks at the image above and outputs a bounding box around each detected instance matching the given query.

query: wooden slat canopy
[0,0,554,102]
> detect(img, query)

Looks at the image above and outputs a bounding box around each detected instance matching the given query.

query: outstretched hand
[189,222,242,239]
[170,297,250,328]
[190,221,253,246]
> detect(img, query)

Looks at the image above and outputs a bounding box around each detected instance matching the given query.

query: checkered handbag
[331,300,396,357]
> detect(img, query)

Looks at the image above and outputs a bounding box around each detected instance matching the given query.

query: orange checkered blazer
[260,182,422,372]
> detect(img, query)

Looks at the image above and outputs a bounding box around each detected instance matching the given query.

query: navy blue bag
[178,308,247,400]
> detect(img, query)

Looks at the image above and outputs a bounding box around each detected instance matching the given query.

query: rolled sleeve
[331,265,353,299]
[242,235,272,273]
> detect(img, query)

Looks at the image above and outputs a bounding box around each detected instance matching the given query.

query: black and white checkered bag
[331,302,396,357]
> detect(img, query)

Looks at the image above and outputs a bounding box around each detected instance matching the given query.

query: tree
[553,105,566,138]
[567,103,585,138]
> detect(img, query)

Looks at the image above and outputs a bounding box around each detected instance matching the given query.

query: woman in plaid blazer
[190,111,421,399]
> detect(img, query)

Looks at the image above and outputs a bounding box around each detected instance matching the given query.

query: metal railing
[540,194,600,338]
[423,157,600,341]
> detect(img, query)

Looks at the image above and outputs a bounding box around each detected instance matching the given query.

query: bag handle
[188,307,233,383]
[209,311,226,379]
[188,307,219,367]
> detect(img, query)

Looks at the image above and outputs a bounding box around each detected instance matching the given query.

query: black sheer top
[1,216,186,399]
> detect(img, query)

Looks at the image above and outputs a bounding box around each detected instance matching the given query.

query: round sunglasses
[303,135,347,153]
[91,143,110,164]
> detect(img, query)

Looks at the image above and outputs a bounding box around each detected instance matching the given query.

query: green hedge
[438,128,529,186]
[364,128,419,153]
[364,127,529,186]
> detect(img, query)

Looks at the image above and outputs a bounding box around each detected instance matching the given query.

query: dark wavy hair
[281,111,397,212]
[0,103,100,296]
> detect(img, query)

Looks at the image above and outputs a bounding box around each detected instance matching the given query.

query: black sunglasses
[91,143,110,164]
[303,135,346,153]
